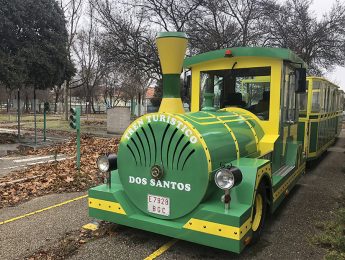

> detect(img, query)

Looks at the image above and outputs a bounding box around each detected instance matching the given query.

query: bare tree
[187,0,241,53]
[134,0,204,31]
[60,0,83,119]
[223,0,266,46]
[91,0,161,79]
[73,1,108,113]
[262,0,345,74]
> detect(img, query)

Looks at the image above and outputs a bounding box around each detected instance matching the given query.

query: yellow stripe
[273,163,305,201]
[0,195,88,226]
[202,112,240,160]
[183,217,251,240]
[144,239,178,260]
[178,116,246,126]
[173,114,212,173]
[88,198,126,215]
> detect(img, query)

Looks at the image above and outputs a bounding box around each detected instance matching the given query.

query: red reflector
[224,49,233,57]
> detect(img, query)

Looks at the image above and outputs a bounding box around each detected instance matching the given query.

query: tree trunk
[54,90,59,113]
[64,80,69,120]
[138,92,141,116]
[25,93,29,113]
[91,97,96,113]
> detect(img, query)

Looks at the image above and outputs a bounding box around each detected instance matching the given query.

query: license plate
[147,194,170,216]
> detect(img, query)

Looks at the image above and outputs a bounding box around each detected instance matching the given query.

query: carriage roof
[183,47,307,69]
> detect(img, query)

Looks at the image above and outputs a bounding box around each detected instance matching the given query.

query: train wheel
[251,182,267,244]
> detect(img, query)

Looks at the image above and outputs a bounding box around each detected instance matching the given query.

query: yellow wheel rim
[252,193,263,232]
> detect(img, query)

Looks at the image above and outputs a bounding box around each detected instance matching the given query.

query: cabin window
[200,67,271,120]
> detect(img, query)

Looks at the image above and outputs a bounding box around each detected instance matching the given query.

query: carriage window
[311,91,320,112]
[298,93,307,112]
[200,67,271,120]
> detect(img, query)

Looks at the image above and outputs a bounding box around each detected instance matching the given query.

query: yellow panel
[156,37,187,74]
[183,217,251,240]
[159,98,185,114]
[190,56,282,136]
[258,134,279,156]
[89,198,126,215]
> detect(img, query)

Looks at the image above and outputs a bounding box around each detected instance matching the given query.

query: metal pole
[76,106,81,170]
[17,88,20,142]
[77,128,80,170]
[34,87,37,145]
[43,109,46,142]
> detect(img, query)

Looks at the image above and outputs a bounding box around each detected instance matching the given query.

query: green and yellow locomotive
[88,32,341,253]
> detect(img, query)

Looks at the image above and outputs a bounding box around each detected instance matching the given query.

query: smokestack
[156,32,187,114]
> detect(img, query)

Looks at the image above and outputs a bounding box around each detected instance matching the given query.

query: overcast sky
[307,0,345,90]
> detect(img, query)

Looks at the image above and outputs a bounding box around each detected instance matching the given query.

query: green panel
[118,115,209,220]
[184,47,307,68]
[157,32,187,39]
[88,161,266,254]
[297,122,305,144]
[162,74,181,98]
[309,122,318,153]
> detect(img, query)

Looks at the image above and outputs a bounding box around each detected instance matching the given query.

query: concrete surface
[0,192,90,260]
[107,107,130,134]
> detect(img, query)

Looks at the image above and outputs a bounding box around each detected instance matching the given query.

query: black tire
[251,181,267,244]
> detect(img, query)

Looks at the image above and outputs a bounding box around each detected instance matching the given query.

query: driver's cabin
[183,47,307,171]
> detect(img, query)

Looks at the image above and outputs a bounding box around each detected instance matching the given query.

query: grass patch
[312,192,345,259]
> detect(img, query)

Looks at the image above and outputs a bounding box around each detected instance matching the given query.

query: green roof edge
[157,32,188,39]
[183,47,307,68]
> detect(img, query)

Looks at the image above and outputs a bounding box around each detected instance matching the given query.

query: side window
[298,93,307,112]
[311,92,320,112]
[200,73,223,110]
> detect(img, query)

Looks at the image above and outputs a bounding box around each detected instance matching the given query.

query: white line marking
[1,157,73,170]
[13,155,57,163]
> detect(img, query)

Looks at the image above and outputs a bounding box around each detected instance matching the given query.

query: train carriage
[298,77,343,160]
[87,32,340,253]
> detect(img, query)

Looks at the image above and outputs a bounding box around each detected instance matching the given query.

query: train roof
[184,47,307,68]
[307,76,340,89]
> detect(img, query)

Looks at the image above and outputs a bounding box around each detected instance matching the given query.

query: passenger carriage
[298,77,343,160]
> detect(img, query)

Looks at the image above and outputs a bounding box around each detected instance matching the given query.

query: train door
[275,64,299,171]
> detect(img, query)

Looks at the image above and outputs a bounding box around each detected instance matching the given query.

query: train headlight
[214,167,242,190]
[96,154,118,173]
[97,155,109,172]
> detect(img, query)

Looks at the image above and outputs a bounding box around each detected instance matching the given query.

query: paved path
[0,192,90,260]
[0,154,70,177]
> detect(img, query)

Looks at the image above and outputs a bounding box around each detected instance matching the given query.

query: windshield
[200,67,271,120]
